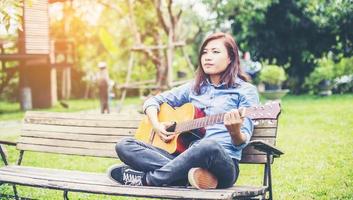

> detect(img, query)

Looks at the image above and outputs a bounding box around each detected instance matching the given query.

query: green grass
[0,97,142,121]
[0,94,352,199]
[237,94,353,200]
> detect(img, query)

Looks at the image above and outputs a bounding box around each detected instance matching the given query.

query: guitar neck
[174,102,281,133]
[175,113,225,133]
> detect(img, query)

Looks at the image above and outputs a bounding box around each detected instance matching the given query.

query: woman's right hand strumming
[153,122,175,143]
[145,106,175,143]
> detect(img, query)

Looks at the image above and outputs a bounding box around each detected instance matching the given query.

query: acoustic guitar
[135,102,281,154]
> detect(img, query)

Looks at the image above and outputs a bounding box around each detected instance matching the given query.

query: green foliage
[332,57,353,93]
[98,27,119,56]
[305,54,353,94]
[209,0,277,50]
[219,0,353,93]
[2,0,352,99]
[299,0,353,28]
[334,56,353,78]
[305,56,335,93]
[259,64,287,85]
[48,1,201,96]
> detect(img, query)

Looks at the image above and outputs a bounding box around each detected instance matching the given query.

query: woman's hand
[224,108,247,145]
[224,109,244,131]
[145,106,175,143]
[153,122,176,143]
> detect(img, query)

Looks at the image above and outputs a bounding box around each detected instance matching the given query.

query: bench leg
[266,154,273,200]
[262,164,268,200]
[17,150,24,165]
[0,144,8,165]
[63,190,69,200]
[12,185,19,200]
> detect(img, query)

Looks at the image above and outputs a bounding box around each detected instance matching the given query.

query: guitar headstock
[245,101,281,120]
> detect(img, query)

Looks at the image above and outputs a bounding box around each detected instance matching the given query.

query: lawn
[0,94,352,199]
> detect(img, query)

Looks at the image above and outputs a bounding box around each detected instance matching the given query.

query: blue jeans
[116,138,239,188]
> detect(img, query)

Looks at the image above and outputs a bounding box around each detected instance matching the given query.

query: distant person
[97,62,110,114]
[240,51,261,79]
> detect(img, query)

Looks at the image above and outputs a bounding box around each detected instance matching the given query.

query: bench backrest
[240,120,278,164]
[19,112,141,158]
[19,112,278,164]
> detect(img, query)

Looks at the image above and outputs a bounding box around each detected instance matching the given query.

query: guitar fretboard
[175,113,226,132]
[173,102,280,133]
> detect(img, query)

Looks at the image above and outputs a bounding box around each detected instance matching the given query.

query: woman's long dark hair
[193,32,250,95]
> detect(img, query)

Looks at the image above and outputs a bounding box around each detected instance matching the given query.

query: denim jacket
[143,78,260,160]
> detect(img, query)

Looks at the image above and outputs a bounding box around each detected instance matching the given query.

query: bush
[259,64,287,86]
[332,57,353,93]
[334,57,353,77]
[305,56,334,94]
[333,75,353,94]
[305,55,353,94]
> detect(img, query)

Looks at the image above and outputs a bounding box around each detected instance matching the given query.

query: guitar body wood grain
[135,103,205,154]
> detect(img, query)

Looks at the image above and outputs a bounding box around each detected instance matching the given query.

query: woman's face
[201,38,231,77]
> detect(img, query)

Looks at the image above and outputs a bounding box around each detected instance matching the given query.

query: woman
[108,32,259,189]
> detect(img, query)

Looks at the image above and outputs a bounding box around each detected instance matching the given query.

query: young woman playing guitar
[108,32,259,189]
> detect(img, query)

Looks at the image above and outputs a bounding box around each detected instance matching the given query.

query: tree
[203,0,353,93]
[247,0,353,93]
[48,0,205,100]
[201,0,276,50]
[124,0,197,89]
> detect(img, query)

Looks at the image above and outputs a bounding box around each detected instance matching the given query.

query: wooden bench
[0,111,283,200]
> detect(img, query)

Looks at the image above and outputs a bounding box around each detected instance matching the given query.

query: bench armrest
[249,140,284,158]
[0,140,17,146]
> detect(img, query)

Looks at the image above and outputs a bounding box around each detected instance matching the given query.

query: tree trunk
[61,67,71,100]
[166,30,174,88]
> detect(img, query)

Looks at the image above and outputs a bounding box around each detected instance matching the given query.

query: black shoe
[107,164,145,186]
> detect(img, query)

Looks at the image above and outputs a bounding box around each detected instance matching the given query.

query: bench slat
[252,128,277,137]
[18,137,274,159]
[0,166,266,199]
[18,137,116,151]
[250,137,275,144]
[22,124,137,136]
[24,112,274,128]
[24,118,140,128]
[253,120,278,128]
[21,126,275,139]
[0,166,110,185]
[16,144,117,158]
[25,111,143,121]
[0,173,233,200]
[21,131,126,143]
[240,154,273,164]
